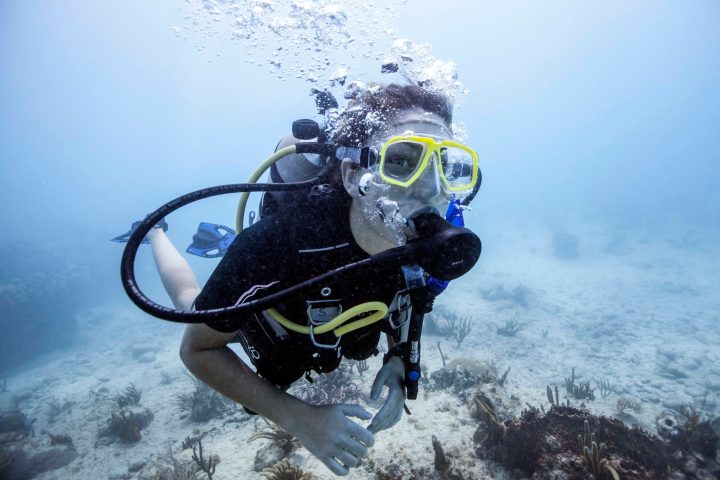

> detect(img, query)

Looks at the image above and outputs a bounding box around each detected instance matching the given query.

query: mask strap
[335,146,379,169]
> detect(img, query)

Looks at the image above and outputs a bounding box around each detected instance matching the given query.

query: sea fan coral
[116,383,142,408]
[151,445,200,480]
[249,424,300,454]
[109,411,141,443]
[97,408,153,444]
[173,375,233,422]
[261,459,315,480]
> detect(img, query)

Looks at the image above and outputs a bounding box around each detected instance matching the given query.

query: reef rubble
[474,404,719,480]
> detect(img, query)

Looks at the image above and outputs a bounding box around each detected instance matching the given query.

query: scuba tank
[258,119,333,220]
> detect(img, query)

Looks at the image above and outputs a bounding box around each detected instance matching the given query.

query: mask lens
[440,146,475,189]
[382,141,426,183]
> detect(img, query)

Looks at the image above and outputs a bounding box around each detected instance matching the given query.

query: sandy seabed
[2,219,719,479]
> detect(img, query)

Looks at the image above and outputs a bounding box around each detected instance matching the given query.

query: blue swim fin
[186,223,236,258]
[111,218,168,244]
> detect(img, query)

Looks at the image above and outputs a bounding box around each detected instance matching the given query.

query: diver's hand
[291,403,375,476]
[368,356,406,433]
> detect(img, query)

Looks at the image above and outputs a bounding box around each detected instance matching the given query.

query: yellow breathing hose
[235,145,298,234]
[266,302,388,337]
[235,145,389,341]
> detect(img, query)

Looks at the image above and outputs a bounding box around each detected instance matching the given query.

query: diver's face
[371,111,452,220]
[354,109,453,246]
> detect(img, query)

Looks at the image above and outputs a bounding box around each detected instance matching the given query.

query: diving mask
[378,134,479,194]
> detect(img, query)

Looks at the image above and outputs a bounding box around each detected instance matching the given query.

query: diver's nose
[412,154,442,199]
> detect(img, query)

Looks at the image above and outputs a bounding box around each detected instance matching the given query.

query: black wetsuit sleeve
[194,215,289,333]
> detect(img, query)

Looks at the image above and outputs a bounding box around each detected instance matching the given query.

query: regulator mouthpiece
[292,119,320,140]
[408,213,481,281]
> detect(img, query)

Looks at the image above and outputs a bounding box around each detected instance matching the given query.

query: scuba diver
[113,83,481,476]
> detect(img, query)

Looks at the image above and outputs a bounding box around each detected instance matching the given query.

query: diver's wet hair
[332,83,453,147]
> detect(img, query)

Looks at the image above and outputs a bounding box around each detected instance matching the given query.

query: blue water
[0,1,718,478]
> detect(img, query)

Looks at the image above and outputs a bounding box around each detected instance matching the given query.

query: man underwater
[117,83,481,476]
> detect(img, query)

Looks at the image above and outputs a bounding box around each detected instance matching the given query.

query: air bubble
[178,0,468,110]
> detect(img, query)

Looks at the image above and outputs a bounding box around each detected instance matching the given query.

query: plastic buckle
[335,146,378,169]
[306,300,342,326]
[401,265,426,290]
[388,309,409,330]
[309,324,341,349]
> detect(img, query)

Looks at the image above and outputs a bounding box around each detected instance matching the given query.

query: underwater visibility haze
[0,1,719,479]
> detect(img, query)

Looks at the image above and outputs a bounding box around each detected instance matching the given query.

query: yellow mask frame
[378,135,479,193]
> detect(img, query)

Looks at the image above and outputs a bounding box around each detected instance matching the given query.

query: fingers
[338,403,372,421]
[335,449,361,469]
[323,457,350,477]
[301,404,375,477]
[324,410,373,476]
[385,400,404,429]
[322,446,362,476]
[347,419,375,448]
[340,436,369,459]
[369,410,398,434]
[371,358,404,400]
[368,385,405,433]
[370,367,388,401]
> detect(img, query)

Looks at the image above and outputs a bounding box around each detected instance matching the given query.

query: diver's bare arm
[179,324,306,426]
[147,229,201,310]
[180,323,375,476]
